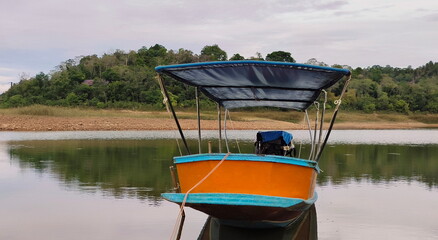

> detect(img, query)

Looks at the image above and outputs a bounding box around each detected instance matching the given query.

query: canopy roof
[155,60,350,110]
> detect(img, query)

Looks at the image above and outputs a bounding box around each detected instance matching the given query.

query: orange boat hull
[174,154,318,200]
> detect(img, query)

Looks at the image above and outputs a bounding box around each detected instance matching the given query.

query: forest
[1,44,437,113]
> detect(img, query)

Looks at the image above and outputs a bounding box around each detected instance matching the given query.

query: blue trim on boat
[155,60,351,75]
[174,153,319,171]
[161,193,318,208]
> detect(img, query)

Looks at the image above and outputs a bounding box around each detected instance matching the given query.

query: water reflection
[2,136,438,240]
[197,205,317,240]
[8,140,180,203]
[317,144,438,189]
[8,140,437,203]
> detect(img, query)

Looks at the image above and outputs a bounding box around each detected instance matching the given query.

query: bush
[363,103,376,113]
[394,100,409,113]
[7,95,27,107]
[96,102,106,108]
[66,93,80,106]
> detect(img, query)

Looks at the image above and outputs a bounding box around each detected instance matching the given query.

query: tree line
[1,44,437,113]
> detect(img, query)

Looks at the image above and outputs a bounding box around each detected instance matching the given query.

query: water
[0,130,437,239]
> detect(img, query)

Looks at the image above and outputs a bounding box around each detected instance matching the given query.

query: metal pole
[208,141,212,153]
[217,103,222,153]
[157,74,191,155]
[224,109,230,153]
[196,87,201,154]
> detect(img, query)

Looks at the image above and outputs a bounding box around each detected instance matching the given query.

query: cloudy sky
[1,0,437,93]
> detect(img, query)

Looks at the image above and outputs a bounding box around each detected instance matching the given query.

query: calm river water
[0,130,437,240]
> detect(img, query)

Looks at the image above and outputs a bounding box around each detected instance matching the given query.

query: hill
[1,44,437,114]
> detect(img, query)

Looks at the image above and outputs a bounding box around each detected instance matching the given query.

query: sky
[1,0,437,93]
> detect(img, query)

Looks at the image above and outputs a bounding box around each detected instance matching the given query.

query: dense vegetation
[1,44,437,113]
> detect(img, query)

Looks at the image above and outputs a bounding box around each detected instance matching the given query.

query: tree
[229,53,245,61]
[266,51,295,62]
[200,44,227,61]
[7,94,27,107]
[1,43,436,113]
[249,52,264,61]
[306,58,328,66]
[394,99,409,113]
[168,48,198,64]
[137,44,168,66]
[65,92,80,106]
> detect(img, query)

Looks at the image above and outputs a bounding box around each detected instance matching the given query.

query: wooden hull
[163,153,319,225]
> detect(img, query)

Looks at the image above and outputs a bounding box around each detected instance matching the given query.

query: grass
[0,105,166,118]
[1,105,437,125]
[409,114,438,124]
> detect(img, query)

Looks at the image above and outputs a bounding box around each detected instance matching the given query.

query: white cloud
[0,83,12,94]
[0,73,17,83]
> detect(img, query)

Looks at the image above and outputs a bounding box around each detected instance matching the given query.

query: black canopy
[155,61,350,110]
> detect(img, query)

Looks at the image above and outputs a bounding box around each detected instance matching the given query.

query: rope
[315,74,352,162]
[312,102,320,160]
[169,152,231,240]
[317,90,327,155]
[320,74,352,146]
[305,110,313,159]
[334,74,352,111]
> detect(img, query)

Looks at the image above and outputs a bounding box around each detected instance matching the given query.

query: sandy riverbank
[1,114,437,131]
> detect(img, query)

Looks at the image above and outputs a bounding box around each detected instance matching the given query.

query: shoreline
[1,114,437,131]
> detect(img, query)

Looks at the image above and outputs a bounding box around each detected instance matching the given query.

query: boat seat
[255,131,296,157]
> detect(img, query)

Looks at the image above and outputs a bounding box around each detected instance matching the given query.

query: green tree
[137,44,168,67]
[1,43,436,114]
[229,53,245,60]
[200,44,227,61]
[66,92,80,106]
[7,94,27,107]
[249,52,264,61]
[394,100,409,113]
[168,48,198,64]
[266,51,295,62]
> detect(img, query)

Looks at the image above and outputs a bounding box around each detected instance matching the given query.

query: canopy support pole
[316,74,352,162]
[224,109,230,153]
[217,103,222,153]
[196,87,201,154]
[157,74,191,155]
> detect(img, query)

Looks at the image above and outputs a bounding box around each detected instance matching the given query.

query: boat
[154,60,350,236]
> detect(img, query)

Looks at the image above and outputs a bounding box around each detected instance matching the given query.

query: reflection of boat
[198,204,317,240]
[155,61,350,236]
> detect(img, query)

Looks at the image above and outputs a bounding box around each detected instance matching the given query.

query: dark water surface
[0,130,437,239]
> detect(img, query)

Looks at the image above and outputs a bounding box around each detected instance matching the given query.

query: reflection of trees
[9,140,437,203]
[9,140,181,202]
[316,144,438,188]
